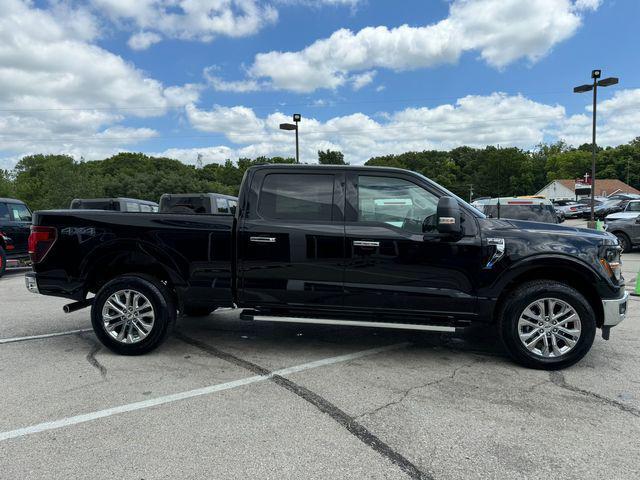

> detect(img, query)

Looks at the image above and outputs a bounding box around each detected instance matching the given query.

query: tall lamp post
[279,113,301,163]
[573,70,619,226]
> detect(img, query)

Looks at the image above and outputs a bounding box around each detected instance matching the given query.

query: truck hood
[479,218,616,244]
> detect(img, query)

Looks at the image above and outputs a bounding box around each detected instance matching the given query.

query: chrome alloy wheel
[101,289,155,344]
[517,298,581,358]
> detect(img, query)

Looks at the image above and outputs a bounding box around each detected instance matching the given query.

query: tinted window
[358,176,438,233]
[259,174,334,221]
[0,203,9,221]
[10,203,32,222]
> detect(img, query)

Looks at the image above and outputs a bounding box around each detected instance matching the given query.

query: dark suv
[0,198,32,277]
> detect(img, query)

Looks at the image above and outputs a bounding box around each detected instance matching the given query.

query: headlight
[600,247,622,282]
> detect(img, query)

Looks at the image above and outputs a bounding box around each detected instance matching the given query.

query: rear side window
[0,203,9,221]
[259,173,334,221]
[216,198,229,214]
[10,203,32,222]
[126,202,141,212]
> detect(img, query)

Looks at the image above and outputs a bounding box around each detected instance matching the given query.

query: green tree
[318,150,346,165]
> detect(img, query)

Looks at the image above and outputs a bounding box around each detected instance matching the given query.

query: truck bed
[32,210,235,310]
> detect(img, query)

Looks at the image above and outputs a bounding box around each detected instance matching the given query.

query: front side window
[10,203,32,222]
[228,200,237,215]
[627,202,640,212]
[126,202,141,212]
[259,173,334,221]
[357,176,438,233]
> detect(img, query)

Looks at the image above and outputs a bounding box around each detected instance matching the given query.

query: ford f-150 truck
[25,165,628,369]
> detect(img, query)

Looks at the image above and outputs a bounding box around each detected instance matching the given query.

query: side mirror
[635,217,640,224]
[436,196,462,236]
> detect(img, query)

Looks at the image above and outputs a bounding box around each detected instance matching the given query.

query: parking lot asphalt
[1,244,640,479]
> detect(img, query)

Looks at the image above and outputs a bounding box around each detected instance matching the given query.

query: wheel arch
[81,240,187,306]
[492,256,605,328]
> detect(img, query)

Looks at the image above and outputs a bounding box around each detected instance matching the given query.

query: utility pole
[468,184,474,203]
[574,70,619,226]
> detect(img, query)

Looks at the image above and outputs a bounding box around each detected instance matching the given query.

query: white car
[605,199,640,221]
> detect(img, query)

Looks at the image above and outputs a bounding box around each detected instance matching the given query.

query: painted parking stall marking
[0,342,407,442]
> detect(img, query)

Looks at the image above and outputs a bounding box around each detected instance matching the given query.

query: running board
[247,315,456,332]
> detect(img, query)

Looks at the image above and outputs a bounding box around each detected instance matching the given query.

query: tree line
[1,138,639,210]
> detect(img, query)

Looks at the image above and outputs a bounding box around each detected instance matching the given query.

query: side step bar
[245,314,456,333]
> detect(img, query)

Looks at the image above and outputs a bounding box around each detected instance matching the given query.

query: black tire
[91,275,176,355]
[613,231,631,253]
[498,280,596,370]
[0,246,6,278]
[182,306,216,317]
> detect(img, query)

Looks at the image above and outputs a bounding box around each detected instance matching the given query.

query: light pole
[573,70,619,225]
[279,113,301,163]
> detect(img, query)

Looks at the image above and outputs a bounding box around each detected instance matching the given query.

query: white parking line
[0,329,93,345]
[0,342,408,442]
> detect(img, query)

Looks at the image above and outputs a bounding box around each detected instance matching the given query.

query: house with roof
[535,179,640,201]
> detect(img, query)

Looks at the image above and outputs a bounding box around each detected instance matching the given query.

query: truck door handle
[353,240,379,247]
[250,236,277,243]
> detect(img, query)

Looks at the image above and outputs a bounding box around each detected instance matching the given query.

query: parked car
[604,200,640,222]
[576,197,606,218]
[70,198,159,212]
[0,198,32,277]
[605,199,640,222]
[593,199,628,220]
[552,199,589,219]
[604,217,640,252]
[26,165,627,370]
[476,197,559,223]
[159,193,238,215]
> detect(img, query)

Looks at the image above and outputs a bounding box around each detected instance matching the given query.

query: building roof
[553,179,640,196]
[537,179,640,198]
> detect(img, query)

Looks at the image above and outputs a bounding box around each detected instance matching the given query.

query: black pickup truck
[1,198,32,277]
[25,165,628,369]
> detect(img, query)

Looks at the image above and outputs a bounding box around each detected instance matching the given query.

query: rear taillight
[28,226,57,263]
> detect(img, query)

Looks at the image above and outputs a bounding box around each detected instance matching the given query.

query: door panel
[238,170,345,308]
[7,203,32,254]
[343,172,481,318]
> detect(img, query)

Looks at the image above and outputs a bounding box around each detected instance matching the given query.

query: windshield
[413,171,486,218]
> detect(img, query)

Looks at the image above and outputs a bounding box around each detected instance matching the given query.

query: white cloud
[128,31,162,50]
[179,93,567,165]
[350,71,376,91]
[559,88,640,147]
[246,0,599,92]
[0,0,188,165]
[92,0,279,47]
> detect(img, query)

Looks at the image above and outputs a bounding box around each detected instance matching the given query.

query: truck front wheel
[91,275,176,355]
[498,281,596,370]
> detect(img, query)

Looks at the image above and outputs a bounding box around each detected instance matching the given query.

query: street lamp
[573,69,619,225]
[279,113,301,163]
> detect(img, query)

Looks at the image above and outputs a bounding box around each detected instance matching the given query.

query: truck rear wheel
[498,281,596,370]
[0,246,6,278]
[91,275,176,355]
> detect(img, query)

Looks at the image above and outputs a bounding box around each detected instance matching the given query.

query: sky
[0,0,638,169]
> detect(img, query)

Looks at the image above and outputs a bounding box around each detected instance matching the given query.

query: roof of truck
[0,197,26,204]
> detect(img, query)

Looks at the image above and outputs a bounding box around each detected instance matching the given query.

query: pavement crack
[549,371,640,418]
[79,333,107,380]
[356,360,479,420]
[174,332,432,480]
